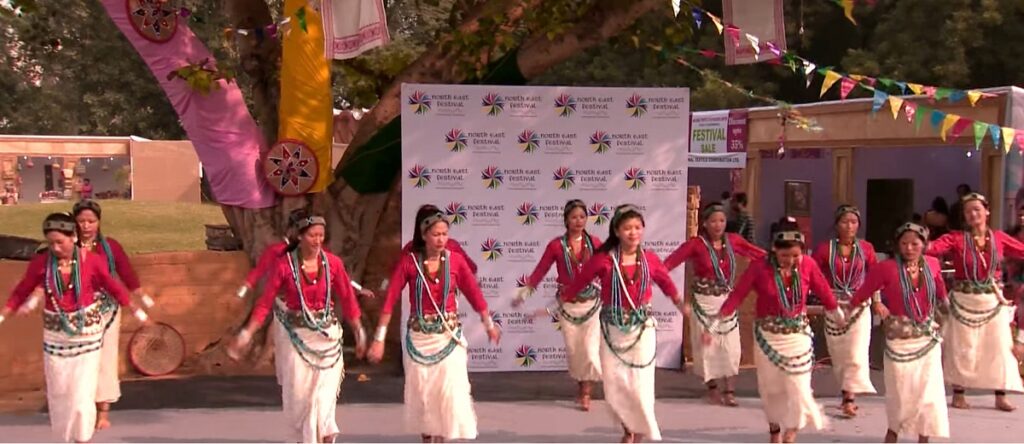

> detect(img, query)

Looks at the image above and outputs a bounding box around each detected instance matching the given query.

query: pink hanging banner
[100,0,275,208]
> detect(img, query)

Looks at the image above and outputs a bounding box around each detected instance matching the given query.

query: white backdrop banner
[400,84,690,372]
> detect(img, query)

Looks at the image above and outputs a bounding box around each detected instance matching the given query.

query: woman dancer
[852,222,949,443]
[664,203,765,407]
[562,204,685,443]
[710,230,842,443]
[367,207,499,443]
[230,215,367,443]
[810,205,878,417]
[927,192,1024,411]
[401,204,477,273]
[515,199,603,411]
[236,209,374,300]
[72,199,144,430]
[1,213,147,443]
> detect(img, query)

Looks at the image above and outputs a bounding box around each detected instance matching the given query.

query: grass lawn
[0,200,227,253]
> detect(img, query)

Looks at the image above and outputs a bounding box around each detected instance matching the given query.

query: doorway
[865,178,914,256]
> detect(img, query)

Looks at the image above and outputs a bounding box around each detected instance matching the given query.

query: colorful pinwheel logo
[626,93,647,118]
[481,166,504,189]
[490,312,504,330]
[554,93,576,117]
[407,164,431,188]
[588,203,612,225]
[550,312,562,331]
[515,274,530,289]
[589,130,611,154]
[515,345,538,367]
[408,91,432,115]
[481,92,505,116]
[552,166,576,190]
[444,202,468,225]
[624,167,647,190]
[480,238,504,261]
[517,130,540,153]
[445,129,468,152]
[516,202,539,225]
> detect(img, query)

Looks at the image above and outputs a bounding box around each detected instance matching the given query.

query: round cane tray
[129,322,186,376]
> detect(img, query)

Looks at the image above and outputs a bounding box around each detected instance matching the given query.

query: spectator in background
[948,183,972,231]
[80,178,93,200]
[726,192,755,244]
[923,196,950,241]
[720,191,733,219]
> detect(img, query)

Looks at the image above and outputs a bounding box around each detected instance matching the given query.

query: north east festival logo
[626,93,647,118]
[624,167,647,190]
[444,202,468,225]
[445,129,468,152]
[554,93,577,117]
[516,202,539,226]
[480,238,504,262]
[587,203,612,225]
[481,166,504,190]
[481,92,505,117]
[517,130,540,154]
[407,91,432,115]
[589,131,611,154]
[407,164,431,188]
[515,345,537,368]
[552,166,575,190]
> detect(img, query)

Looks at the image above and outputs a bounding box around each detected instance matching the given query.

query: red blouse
[927,230,1024,281]
[6,252,132,312]
[851,256,947,323]
[525,233,603,289]
[245,241,289,288]
[382,250,487,316]
[720,257,838,318]
[561,250,680,306]
[402,238,477,274]
[811,239,878,295]
[250,251,361,325]
[663,233,766,279]
[84,236,141,291]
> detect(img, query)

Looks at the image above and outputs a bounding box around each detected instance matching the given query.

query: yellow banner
[277,0,332,193]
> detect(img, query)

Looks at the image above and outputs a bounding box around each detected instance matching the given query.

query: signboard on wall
[688,109,748,168]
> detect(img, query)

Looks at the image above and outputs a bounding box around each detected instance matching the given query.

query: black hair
[412,204,446,255]
[563,199,586,228]
[43,212,77,236]
[72,199,101,219]
[720,191,731,200]
[282,208,310,253]
[930,197,949,215]
[733,192,748,206]
[698,203,727,237]
[596,204,645,254]
[285,213,327,253]
[956,183,971,195]
[773,238,804,250]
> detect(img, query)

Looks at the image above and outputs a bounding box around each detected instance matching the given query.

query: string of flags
[827,0,875,25]
[673,5,1024,153]
[176,1,321,41]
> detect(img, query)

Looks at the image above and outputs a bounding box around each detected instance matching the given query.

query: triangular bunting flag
[929,108,945,131]
[872,89,887,114]
[840,77,856,100]
[905,102,918,125]
[1002,127,1015,153]
[745,34,761,57]
[949,90,966,103]
[939,113,959,142]
[934,87,951,101]
[967,90,983,106]
[708,13,724,34]
[766,41,782,58]
[672,0,681,17]
[907,83,924,95]
[888,96,904,120]
[841,0,856,24]
[1016,133,1024,152]
[923,86,937,98]
[878,78,895,90]
[973,121,988,150]
[895,81,908,95]
[725,26,741,48]
[803,62,817,87]
[990,124,1002,150]
[915,106,930,133]
[820,70,841,97]
[950,118,972,142]
[691,7,701,26]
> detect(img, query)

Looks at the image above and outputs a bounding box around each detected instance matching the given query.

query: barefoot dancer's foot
[841,396,858,418]
[917,435,929,443]
[721,390,738,407]
[884,429,898,443]
[95,403,111,430]
[632,433,645,443]
[769,424,782,443]
[951,388,970,409]
[706,382,722,405]
[421,434,432,443]
[782,428,798,443]
[320,433,337,443]
[579,381,592,412]
[995,391,1016,411]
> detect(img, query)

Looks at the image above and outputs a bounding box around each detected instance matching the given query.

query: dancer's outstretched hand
[357,288,375,299]
[486,325,501,345]
[367,341,385,364]
[871,302,890,320]
[226,328,252,361]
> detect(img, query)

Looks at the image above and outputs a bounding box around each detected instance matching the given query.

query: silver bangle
[354,326,367,347]
[134,309,149,322]
[236,285,249,299]
[0,314,6,325]
[373,326,387,342]
[350,280,364,291]
[482,314,496,330]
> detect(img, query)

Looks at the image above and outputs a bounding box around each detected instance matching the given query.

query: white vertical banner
[401,84,689,372]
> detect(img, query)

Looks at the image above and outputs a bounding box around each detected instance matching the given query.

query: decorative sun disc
[263,140,319,195]
[126,0,179,43]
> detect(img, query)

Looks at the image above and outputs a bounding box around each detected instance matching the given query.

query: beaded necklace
[286,249,333,331]
[559,232,594,280]
[828,238,865,295]
[406,250,461,366]
[896,256,936,322]
[608,247,650,329]
[963,230,999,285]
[45,247,86,336]
[771,256,802,317]
[701,234,736,288]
